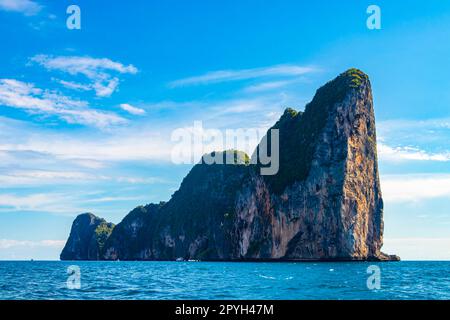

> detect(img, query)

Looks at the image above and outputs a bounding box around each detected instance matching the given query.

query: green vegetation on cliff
[94,222,115,254]
[60,213,115,260]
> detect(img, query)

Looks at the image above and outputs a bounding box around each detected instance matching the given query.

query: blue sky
[0,0,449,260]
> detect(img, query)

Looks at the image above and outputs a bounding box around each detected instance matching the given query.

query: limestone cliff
[60,213,115,260]
[61,69,399,261]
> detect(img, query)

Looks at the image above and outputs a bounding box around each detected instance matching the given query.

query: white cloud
[243,80,293,93]
[0,116,173,176]
[378,118,450,164]
[0,179,163,215]
[0,192,77,213]
[0,78,126,128]
[0,118,169,188]
[69,159,106,169]
[0,170,100,186]
[93,77,119,97]
[83,196,146,203]
[378,143,450,162]
[0,0,41,16]
[379,118,450,132]
[31,55,138,77]
[6,170,92,180]
[52,78,91,91]
[54,77,120,98]
[0,93,289,164]
[169,64,316,87]
[115,176,165,184]
[0,90,295,185]
[0,239,65,250]
[0,190,144,215]
[381,174,450,203]
[139,93,292,132]
[31,55,138,97]
[3,133,171,163]
[0,169,165,187]
[120,103,146,115]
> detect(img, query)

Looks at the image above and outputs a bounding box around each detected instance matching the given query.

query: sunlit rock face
[61,69,399,262]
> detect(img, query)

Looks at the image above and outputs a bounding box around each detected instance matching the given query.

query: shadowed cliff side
[61,69,399,261]
[60,213,114,260]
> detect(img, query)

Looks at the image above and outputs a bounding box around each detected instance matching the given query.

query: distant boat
[176,257,185,262]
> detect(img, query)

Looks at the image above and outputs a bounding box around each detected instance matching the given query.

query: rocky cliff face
[61,69,399,261]
[60,213,115,260]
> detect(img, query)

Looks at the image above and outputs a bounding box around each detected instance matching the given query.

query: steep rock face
[235,69,386,260]
[61,69,398,261]
[103,203,161,260]
[60,213,115,260]
[103,151,251,260]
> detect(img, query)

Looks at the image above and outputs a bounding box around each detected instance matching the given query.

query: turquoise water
[0,261,448,300]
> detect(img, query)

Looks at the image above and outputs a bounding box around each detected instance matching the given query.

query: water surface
[0,261,448,300]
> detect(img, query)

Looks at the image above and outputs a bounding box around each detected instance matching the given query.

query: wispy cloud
[0,169,164,187]
[0,79,126,128]
[69,159,106,169]
[0,93,285,185]
[31,55,137,79]
[54,77,120,98]
[52,78,91,91]
[381,174,450,203]
[0,0,41,16]
[0,116,173,180]
[0,132,171,163]
[169,64,316,87]
[378,117,450,163]
[378,143,450,162]
[93,77,119,98]
[30,55,138,97]
[0,192,78,214]
[0,170,99,186]
[379,118,450,132]
[243,80,294,93]
[83,196,147,203]
[0,239,65,249]
[141,91,295,128]
[120,103,146,116]
[0,188,156,215]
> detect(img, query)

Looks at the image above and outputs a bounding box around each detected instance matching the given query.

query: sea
[0,261,448,300]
